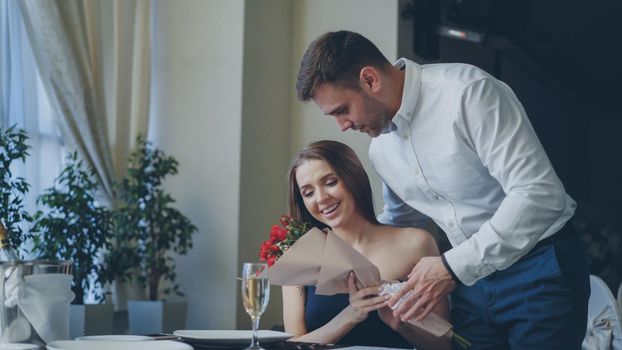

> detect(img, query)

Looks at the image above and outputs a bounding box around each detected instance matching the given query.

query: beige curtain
[18,0,152,202]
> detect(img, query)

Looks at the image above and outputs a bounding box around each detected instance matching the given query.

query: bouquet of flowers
[259,215,470,348]
[259,215,311,266]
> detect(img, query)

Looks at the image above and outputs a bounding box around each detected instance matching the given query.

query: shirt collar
[380,120,398,134]
[392,58,422,126]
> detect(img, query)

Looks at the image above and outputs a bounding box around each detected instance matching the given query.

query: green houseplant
[98,203,143,312]
[0,125,32,251]
[30,152,114,337]
[31,152,112,304]
[112,135,196,334]
[114,135,196,301]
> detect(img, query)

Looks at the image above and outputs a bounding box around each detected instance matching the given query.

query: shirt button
[433,195,440,200]
[447,222,454,228]
[401,134,408,140]
[473,273,480,279]
[414,169,420,176]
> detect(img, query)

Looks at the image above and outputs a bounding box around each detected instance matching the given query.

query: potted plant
[31,152,114,338]
[99,210,143,312]
[0,125,32,251]
[114,135,196,334]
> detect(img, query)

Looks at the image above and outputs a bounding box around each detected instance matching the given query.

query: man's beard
[361,94,392,137]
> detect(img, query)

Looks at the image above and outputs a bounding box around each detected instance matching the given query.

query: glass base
[245,342,265,350]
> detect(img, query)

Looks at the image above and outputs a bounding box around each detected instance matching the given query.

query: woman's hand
[346,271,388,324]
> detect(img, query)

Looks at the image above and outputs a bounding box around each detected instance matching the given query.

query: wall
[236,0,293,329]
[290,0,399,215]
[150,0,245,329]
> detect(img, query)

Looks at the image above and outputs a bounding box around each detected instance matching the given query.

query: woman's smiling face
[295,159,359,229]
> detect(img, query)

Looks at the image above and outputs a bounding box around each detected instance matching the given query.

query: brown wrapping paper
[315,229,381,295]
[268,227,453,338]
[267,227,327,287]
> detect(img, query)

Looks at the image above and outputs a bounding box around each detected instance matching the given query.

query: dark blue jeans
[451,233,590,350]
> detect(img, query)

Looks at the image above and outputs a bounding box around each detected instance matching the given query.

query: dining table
[178,338,407,350]
[39,336,409,350]
[183,343,405,350]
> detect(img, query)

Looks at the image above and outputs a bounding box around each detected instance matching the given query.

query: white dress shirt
[370,58,576,286]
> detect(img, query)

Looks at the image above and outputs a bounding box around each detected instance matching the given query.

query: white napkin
[16,273,75,343]
[1,266,30,343]
[3,266,20,308]
[379,281,453,338]
[0,315,31,343]
[582,306,614,350]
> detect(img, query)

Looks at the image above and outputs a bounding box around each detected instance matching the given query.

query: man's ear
[359,66,381,92]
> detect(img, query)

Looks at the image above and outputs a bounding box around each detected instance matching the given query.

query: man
[295,30,589,349]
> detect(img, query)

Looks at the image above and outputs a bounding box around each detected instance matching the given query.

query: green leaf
[110,135,196,301]
[31,151,112,304]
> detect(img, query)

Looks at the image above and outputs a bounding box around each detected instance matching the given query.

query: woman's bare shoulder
[384,226,440,257]
[370,226,440,279]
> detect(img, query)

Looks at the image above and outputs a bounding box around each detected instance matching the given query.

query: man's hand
[387,256,456,321]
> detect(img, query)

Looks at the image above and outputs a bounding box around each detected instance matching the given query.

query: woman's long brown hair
[287,140,379,229]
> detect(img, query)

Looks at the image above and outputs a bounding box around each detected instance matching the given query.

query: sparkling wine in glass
[241,262,270,350]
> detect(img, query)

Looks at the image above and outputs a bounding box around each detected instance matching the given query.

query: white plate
[75,335,151,341]
[173,330,291,345]
[46,340,191,350]
[0,344,41,350]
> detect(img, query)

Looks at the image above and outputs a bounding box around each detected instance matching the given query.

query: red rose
[260,241,274,261]
[270,225,281,241]
[280,215,291,227]
[277,227,288,241]
[259,216,311,268]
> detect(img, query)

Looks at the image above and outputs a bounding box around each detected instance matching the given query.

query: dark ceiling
[440,0,622,110]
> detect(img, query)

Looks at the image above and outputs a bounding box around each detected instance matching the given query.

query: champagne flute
[241,262,270,350]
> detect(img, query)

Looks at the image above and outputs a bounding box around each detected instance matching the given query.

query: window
[1,0,64,250]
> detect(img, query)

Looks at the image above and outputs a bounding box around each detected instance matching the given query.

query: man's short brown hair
[295,31,391,101]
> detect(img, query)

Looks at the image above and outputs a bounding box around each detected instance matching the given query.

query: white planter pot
[69,304,114,339]
[112,280,146,311]
[127,300,187,335]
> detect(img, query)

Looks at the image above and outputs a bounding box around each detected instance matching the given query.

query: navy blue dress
[304,286,412,348]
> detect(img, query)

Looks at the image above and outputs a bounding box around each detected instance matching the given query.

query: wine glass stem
[251,316,260,347]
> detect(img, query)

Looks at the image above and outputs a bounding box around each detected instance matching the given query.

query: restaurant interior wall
[289,0,400,219]
[150,0,245,330]
[235,0,293,331]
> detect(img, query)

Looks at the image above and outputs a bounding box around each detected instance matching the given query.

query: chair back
[582,275,622,350]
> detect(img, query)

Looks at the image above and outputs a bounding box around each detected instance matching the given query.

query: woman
[283,140,451,350]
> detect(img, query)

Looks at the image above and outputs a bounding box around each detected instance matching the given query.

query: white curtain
[0,0,64,228]
[18,0,152,202]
